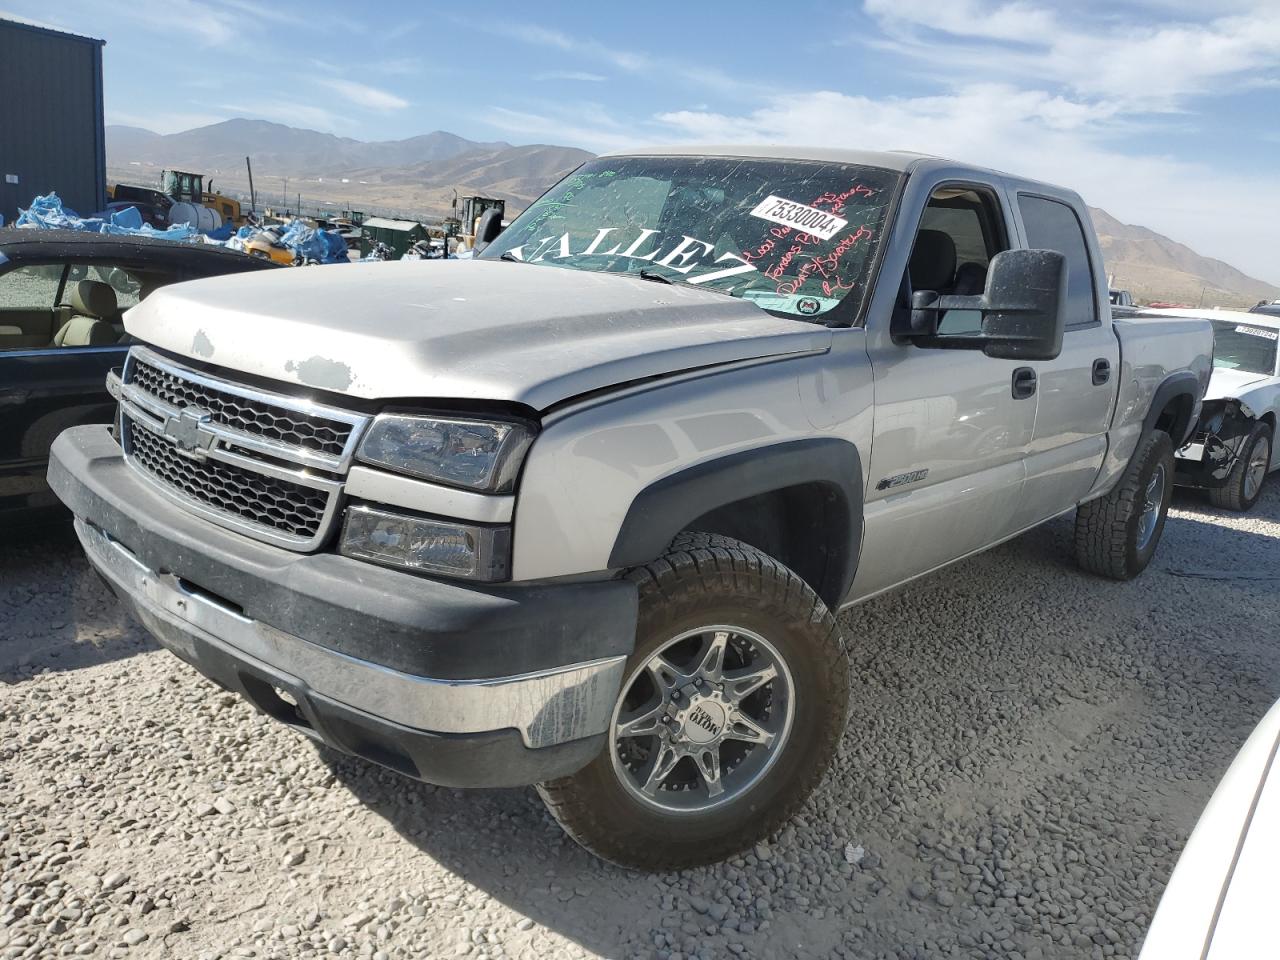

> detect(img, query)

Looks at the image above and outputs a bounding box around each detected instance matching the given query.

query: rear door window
[1018,196,1098,327]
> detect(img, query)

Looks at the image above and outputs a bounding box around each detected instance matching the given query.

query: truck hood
[125,259,829,409]
[1204,366,1272,403]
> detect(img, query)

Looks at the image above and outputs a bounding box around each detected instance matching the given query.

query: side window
[0,264,64,310]
[907,188,1007,335]
[83,265,141,311]
[1018,195,1097,327]
[0,264,66,351]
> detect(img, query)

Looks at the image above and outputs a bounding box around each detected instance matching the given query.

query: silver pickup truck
[47,146,1212,870]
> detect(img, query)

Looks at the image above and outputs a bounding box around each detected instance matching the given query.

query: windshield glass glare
[1210,319,1278,375]
[481,156,899,322]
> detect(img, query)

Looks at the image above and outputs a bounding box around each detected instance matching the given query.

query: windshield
[1211,319,1278,375]
[481,156,899,323]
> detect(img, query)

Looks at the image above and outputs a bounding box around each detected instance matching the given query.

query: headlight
[357,414,533,493]
[341,505,511,580]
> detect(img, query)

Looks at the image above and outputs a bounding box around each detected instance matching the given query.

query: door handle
[0,388,30,407]
[1092,358,1111,385]
[1012,367,1037,400]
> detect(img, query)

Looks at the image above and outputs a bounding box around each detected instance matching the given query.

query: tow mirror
[894,249,1068,361]
[473,208,504,253]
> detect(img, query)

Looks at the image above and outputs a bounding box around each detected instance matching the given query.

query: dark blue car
[0,229,278,521]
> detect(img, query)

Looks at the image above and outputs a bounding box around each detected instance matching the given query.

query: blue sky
[5,0,1279,283]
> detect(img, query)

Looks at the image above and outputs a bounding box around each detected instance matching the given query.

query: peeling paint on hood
[122,259,830,408]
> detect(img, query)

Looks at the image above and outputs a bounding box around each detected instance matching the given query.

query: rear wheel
[537,533,849,870]
[1209,422,1272,512]
[1075,429,1174,580]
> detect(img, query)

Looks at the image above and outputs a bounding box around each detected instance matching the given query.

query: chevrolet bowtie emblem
[163,407,216,457]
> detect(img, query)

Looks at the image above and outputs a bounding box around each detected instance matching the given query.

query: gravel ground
[3,486,1279,960]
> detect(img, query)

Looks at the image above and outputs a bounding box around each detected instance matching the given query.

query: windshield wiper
[498,251,522,263]
[637,268,673,284]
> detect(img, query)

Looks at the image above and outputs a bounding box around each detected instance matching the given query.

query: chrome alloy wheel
[1245,435,1271,501]
[609,625,795,814]
[1136,462,1167,551]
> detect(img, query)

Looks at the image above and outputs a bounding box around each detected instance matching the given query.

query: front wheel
[1075,430,1175,580]
[1209,422,1272,512]
[537,534,849,870]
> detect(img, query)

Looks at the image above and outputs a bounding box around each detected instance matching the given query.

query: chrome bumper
[77,519,626,749]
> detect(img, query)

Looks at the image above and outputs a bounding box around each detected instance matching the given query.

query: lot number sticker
[750,195,848,240]
[1235,325,1279,340]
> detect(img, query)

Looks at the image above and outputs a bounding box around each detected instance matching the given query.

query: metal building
[362,217,428,259]
[0,19,106,226]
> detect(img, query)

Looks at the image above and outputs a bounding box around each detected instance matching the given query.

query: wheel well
[1152,392,1194,444]
[682,482,853,610]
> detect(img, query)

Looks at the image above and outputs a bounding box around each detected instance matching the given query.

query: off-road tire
[536,533,850,870]
[1209,422,1272,512]
[1074,429,1174,580]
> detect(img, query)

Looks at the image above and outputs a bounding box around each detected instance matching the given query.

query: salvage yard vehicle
[1139,697,1280,959]
[0,229,279,521]
[1147,308,1279,511]
[241,225,296,265]
[47,147,1212,869]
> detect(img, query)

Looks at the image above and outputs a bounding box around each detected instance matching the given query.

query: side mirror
[472,208,504,253]
[893,249,1068,361]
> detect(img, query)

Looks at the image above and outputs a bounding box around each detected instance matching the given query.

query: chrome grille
[118,346,369,551]
[128,415,328,539]
[131,356,351,457]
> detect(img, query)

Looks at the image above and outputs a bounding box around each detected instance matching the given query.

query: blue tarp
[15,192,201,241]
[277,219,348,264]
[14,193,349,264]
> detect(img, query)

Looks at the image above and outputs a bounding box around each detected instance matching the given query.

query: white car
[1140,698,1280,958]
[1157,308,1280,510]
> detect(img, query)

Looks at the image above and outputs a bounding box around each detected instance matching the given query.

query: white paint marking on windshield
[749,195,848,241]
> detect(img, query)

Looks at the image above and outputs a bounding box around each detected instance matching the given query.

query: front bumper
[49,425,637,787]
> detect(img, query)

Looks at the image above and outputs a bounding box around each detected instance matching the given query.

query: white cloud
[106,108,227,134]
[864,0,1280,109]
[219,100,352,133]
[473,17,761,97]
[317,79,409,112]
[536,70,608,83]
[485,104,641,153]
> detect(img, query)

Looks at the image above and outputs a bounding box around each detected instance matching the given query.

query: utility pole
[245,156,256,215]
[281,176,288,214]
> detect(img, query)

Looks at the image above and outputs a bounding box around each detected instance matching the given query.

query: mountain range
[106,120,1276,307]
[106,119,591,223]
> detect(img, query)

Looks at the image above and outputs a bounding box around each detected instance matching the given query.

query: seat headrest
[69,279,118,319]
[909,229,958,293]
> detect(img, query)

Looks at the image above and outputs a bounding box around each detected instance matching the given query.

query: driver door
[851,182,1036,600]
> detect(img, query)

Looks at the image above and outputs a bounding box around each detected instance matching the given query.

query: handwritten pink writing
[773,225,874,297]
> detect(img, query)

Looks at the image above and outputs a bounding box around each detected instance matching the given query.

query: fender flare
[1143,371,1202,448]
[608,437,863,608]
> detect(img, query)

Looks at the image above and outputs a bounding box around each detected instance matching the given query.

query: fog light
[340,504,511,581]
